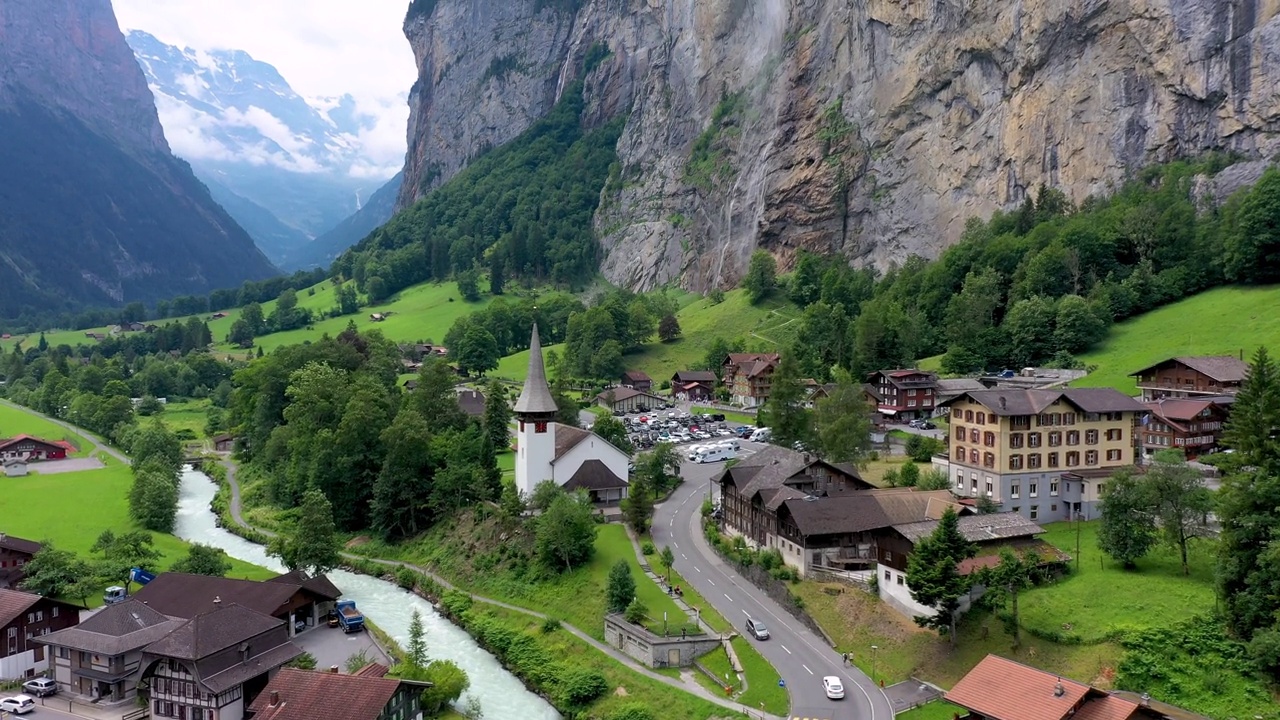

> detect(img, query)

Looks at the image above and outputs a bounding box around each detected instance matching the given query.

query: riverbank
[214,456,781,720]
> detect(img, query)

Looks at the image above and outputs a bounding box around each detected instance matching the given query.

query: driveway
[29,457,105,474]
[292,624,391,673]
[652,456,895,720]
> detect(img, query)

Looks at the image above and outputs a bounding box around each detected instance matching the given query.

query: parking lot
[610,407,763,452]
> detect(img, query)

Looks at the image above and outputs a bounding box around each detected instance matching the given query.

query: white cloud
[113,0,414,179]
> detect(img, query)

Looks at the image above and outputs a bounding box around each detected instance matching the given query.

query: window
[1029,482,1038,498]
[1051,504,1058,512]
[1010,416,1031,430]
[1011,483,1020,499]
[970,428,980,443]
[970,449,979,464]
[1009,433,1024,449]
[884,570,891,581]
[1050,481,1059,496]
[983,452,995,468]
[985,478,993,496]
[1009,454,1023,470]
[896,575,904,586]
[1049,431,1062,447]
[1107,449,1122,461]
[1066,430,1080,446]
[1064,482,1071,492]
[1098,483,1107,496]
[984,431,996,447]
[955,426,966,441]
[1085,429,1099,444]
[1012,506,1020,514]
[1047,452,1059,468]
[26,613,33,623]
[952,408,961,418]
[1085,450,1098,465]
[51,607,58,618]
[1106,428,1124,441]
[971,476,978,492]
[1028,432,1042,448]
[977,412,986,425]
[35,610,42,622]
[1063,412,1076,425]
[907,400,917,407]
[965,410,974,422]
[955,470,964,488]
[1028,453,1042,469]
[1066,451,1080,467]
[954,446,965,461]
[1030,505,1039,520]
[57,647,68,659]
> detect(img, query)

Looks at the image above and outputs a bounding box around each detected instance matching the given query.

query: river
[174,467,560,720]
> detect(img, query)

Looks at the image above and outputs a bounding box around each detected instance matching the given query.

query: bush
[904,434,943,462]
[541,616,562,633]
[641,541,655,555]
[286,652,317,670]
[607,703,655,720]
[624,597,647,624]
[420,660,470,716]
[555,667,608,708]
[396,566,418,590]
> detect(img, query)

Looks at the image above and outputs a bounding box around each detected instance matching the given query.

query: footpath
[218,458,782,720]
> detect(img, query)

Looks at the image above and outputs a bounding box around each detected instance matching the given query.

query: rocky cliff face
[399,0,1280,291]
[0,0,276,314]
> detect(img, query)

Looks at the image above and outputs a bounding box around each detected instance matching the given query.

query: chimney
[269,691,280,706]
[1140,693,1150,706]
[1054,680,1065,697]
[803,453,811,464]
[329,665,339,674]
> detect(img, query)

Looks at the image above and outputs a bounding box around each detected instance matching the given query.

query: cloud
[113,0,414,177]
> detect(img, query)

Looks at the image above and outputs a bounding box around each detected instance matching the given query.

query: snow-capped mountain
[126,30,401,267]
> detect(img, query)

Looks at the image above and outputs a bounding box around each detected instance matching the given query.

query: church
[514,324,631,505]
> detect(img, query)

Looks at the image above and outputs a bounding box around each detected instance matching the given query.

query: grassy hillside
[0,402,91,454]
[494,289,801,383]
[1075,285,1280,393]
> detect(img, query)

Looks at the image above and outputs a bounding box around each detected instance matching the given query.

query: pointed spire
[514,323,558,415]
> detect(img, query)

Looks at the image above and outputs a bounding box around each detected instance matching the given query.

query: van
[749,428,772,442]
[695,446,735,464]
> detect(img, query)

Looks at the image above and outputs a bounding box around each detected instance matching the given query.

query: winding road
[653,453,895,720]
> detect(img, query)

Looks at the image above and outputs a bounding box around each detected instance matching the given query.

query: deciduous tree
[269,489,341,576]
[592,416,633,453]
[169,543,232,577]
[128,459,179,533]
[92,530,161,594]
[536,492,597,572]
[763,351,811,450]
[1097,468,1157,569]
[1146,455,1213,575]
[20,543,82,599]
[743,251,777,304]
[606,560,636,613]
[657,314,681,342]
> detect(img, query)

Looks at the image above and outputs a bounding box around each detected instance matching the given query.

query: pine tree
[482,380,512,452]
[621,472,654,534]
[906,508,976,643]
[407,610,428,670]
[1222,346,1280,470]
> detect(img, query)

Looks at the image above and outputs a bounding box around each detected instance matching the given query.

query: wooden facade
[867,369,939,420]
[1131,356,1249,400]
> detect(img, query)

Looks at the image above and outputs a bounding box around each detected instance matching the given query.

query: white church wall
[515,420,557,497]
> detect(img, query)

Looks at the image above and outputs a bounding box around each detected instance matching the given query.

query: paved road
[0,400,129,465]
[651,451,895,720]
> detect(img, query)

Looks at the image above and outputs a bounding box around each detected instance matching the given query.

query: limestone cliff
[399,0,1280,291]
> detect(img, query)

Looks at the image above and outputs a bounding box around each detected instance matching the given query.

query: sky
[112,0,418,179]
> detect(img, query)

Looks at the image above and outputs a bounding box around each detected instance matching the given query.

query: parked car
[21,678,56,697]
[0,695,35,714]
[822,676,845,700]
[711,413,726,421]
[744,617,769,640]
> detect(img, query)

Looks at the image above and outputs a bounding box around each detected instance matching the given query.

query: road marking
[802,664,814,675]
[669,518,673,526]
[741,609,751,617]
[724,593,734,602]
[707,578,714,585]
[781,644,791,654]
[681,553,687,560]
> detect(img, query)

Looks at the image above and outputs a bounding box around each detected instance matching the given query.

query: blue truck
[334,599,364,634]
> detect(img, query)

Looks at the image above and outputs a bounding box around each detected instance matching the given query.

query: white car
[0,694,36,714]
[822,676,845,700]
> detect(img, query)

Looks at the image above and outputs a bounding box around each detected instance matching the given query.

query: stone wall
[604,613,722,669]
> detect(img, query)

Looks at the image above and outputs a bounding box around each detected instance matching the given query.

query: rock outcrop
[0,0,276,314]
[399,0,1280,291]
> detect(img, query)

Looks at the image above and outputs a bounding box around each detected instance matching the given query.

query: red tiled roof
[0,435,64,452]
[944,654,1089,720]
[0,588,43,628]
[247,668,403,720]
[1072,695,1139,720]
[353,662,389,678]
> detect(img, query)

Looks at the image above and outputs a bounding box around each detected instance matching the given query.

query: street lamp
[870,645,878,684]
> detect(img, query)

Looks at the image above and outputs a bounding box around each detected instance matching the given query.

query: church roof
[514,324,558,415]
[563,460,628,491]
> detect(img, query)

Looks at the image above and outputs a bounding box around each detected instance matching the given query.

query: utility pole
[870,644,878,684]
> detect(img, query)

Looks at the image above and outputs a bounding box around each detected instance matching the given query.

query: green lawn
[1075,284,1280,393]
[154,399,211,441]
[691,406,755,425]
[493,289,801,384]
[0,465,274,605]
[897,701,965,720]
[0,403,91,456]
[1017,521,1217,643]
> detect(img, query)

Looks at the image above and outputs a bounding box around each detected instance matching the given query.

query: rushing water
[174,468,561,720]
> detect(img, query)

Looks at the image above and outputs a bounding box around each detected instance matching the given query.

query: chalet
[37,599,185,703]
[400,359,423,373]
[0,588,79,680]
[84,332,106,341]
[1130,355,1250,401]
[140,602,303,720]
[457,388,486,418]
[3,460,26,477]
[1139,395,1235,458]
[0,533,41,590]
[670,371,717,402]
[596,387,666,414]
[801,380,833,409]
[247,665,431,720]
[867,369,940,421]
[402,379,418,391]
[132,571,342,637]
[620,370,653,393]
[945,654,1209,720]
[722,353,780,408]
[878,512,1050,617]
[0,435,70,461]
[211,313,229,320]
[213,434,236,453]
[717,445,872,548]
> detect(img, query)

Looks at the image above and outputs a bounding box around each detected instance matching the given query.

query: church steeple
[514,323,558,418]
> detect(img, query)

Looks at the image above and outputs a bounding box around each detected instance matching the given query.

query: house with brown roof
[945,654,1208,720]
[1139,395,1235,459]
[37,599,186,704]
[937,388,1146,523]
[596,386,667,414]
[1130,355,1250,401]
[867,369,940,421]
[456,388,486,418]
[671,370,717,401]
[722,353,780,408]
[0,533,41,590]
[247,665,431,720]
[0,588,79,680]
[132,571,341,637]
[141,602,303,720]
[717,445,873,550]
[620,370,653,393]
